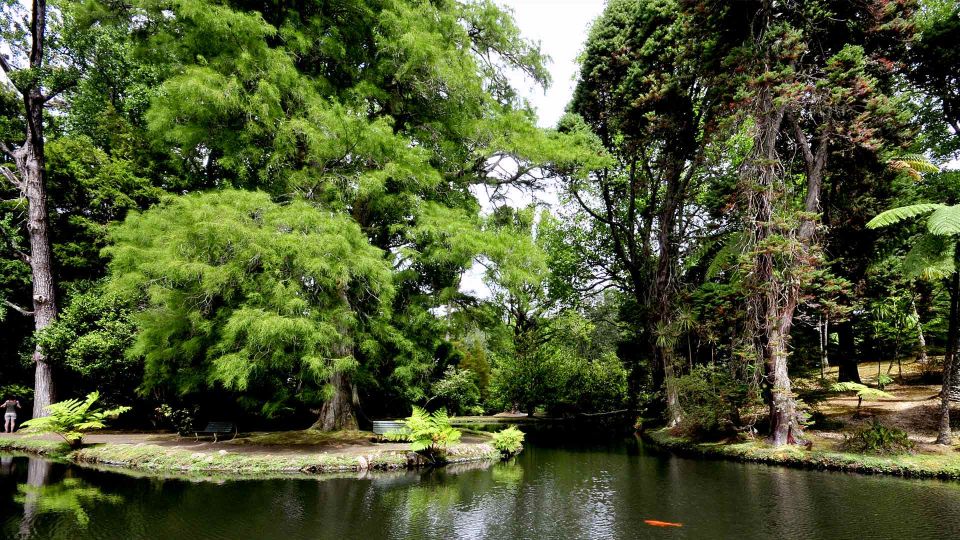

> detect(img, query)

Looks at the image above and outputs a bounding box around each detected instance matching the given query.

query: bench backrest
[202,422,235,433]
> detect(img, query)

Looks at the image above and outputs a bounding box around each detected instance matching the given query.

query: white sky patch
[460,1,605,299]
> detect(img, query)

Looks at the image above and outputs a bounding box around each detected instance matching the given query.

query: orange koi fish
[644,520,683,528]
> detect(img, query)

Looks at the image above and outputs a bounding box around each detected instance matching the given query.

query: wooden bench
[372,420,406,440]
[194,421,237,442]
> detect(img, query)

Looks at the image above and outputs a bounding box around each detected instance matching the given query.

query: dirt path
[807,359,959,450]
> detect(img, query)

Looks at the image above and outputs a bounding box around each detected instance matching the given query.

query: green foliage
[674,365,763,438]
[0,384,32,401]
[867,203,944,230]
[21,392,131,448]
[105,190,393,417]
[15,478,124,528]
[386,406,462,461]
[430,366,483,416]
[490,426,525,457]
[36,285,139,398]
[489,312,628,416]
[876,374,894,390]
[841,421,915,455]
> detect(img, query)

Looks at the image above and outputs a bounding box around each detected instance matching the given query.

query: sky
[497,0,607,128]
[459,0,606,297]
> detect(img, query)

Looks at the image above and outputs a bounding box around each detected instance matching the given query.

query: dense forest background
[1,0,958,446]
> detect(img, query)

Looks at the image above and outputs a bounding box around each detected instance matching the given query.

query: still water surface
[3,438,960,539]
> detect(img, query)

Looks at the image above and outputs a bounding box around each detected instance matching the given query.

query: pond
[4,437,960,539]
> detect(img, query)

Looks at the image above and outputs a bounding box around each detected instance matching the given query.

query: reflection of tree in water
[0,456,15,476]
[16,458,122,537]
[490,460,523,486]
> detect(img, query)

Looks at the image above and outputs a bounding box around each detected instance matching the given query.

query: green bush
[21,392,131,448]
[386,406,462,461]
[490,426,525,456]
[674,365,762,439]
[841,420,914,455]
[430,366,483,416]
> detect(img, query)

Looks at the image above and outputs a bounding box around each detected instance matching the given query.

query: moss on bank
[643,428,960,480]
[0,436,71,458]
[0,435,503,477]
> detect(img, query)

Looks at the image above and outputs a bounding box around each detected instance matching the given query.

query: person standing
[4,397,21,433]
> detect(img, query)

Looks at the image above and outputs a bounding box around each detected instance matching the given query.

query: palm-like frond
[903,234,956,280]
[927,205,960,236]
[866,203,944,229]
[20,391,130,447]
[888,154,940,179]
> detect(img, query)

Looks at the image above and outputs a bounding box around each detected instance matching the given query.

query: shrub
[841,421,915,455]
[430,366,482,416]
[674,365,762,438]
[387,406,462,461]
[21,392,131,448]
[490,426,525,456]
[155,404,199,435]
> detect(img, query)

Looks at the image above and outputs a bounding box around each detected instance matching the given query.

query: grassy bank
[643,428,960,480]
[0,434,503,477]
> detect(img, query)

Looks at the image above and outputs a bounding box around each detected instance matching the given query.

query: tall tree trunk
[0,0,58,417]
[18,133,57,418]
[314,370,358,432]
[767,327,798,446]
[835,321,862,383]
[936,270,960,444]
[312,289,358,431]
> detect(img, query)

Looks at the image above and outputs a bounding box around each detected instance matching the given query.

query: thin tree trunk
[912,298,928,365]
[936,270,960,444]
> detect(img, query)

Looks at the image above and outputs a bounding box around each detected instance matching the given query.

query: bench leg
[213,432,218,443]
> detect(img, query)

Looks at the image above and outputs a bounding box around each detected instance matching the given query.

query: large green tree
[106,190,394,429]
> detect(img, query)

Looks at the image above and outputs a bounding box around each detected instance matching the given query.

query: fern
[386,406,462,461]
[888,154,940,179]
[20,392,131,448]
[866,203,944,229]
[902,234,955,280]
[927,205,960,236]
[491,426,525,456]
[830,382,892,416]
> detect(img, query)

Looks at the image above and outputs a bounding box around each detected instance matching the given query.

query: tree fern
[927,205,960,236]
[866,203,944,229]
[887,154,940,179]
[903,234,956,280]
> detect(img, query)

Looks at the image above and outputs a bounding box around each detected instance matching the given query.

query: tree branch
[0,166,24,191]
[3,299,34,316]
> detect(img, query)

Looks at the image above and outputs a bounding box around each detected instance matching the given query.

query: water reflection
[0,456,15,476]
[14,457,123,537]
[4,443,960,539]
